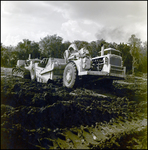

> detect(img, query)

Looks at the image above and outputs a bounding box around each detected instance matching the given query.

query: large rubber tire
[63,62,78,88]
[23,70,31,79]
[12,68,23,77]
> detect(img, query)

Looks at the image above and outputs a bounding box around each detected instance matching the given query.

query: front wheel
[63,62,78,88]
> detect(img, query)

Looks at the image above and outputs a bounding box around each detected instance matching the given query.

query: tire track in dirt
[1,68,147,149]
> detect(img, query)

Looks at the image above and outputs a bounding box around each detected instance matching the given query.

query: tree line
[1,34,147,74]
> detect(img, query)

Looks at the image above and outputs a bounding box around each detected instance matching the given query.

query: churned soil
[1,67,147,149]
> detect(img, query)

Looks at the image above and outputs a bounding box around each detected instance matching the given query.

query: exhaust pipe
[101,44,104,56]
[28,54,31,60]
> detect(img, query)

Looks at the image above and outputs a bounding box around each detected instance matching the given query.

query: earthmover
[12,44,126,88]
[31,44,126,88]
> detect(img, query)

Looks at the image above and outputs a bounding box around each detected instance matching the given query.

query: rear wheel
[23,70,31,79]
[63,62,78,88]
[12,68,23,77]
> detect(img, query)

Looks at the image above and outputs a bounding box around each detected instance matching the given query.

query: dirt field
[1,67,147,149]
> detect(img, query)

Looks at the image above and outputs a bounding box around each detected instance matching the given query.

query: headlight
[105,57,108,65]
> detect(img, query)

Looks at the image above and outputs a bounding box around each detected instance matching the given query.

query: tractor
[32,44,126,88]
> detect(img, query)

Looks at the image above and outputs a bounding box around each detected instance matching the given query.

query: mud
[1,67,147,149]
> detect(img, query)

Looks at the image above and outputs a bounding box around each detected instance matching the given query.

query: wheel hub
[66,70,72,83]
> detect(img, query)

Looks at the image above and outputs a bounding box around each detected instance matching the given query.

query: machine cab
[99,48,122,56]
[104,48,122,57]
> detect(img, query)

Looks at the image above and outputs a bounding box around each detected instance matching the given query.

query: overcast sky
[1,1,147,46]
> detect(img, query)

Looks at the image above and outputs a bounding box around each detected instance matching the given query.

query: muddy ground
[1,67,147,149]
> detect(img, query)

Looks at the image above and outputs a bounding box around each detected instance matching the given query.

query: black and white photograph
[1,1,147,149]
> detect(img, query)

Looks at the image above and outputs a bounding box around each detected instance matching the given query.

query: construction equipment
[33,44,126,88]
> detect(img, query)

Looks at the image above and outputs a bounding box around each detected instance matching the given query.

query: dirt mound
[1,69,147,149]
